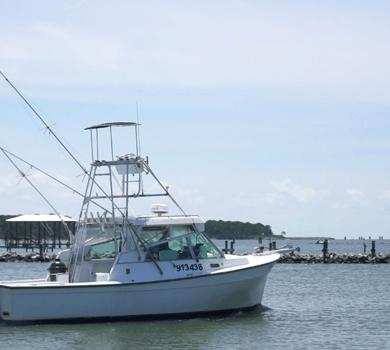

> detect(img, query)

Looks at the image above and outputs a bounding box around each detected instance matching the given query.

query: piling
[272,242,276,250]
[322,239,328,263]
[231,238,235,254]
[371,241,376,257]
[223,239,235,254]
[39,244,43,260]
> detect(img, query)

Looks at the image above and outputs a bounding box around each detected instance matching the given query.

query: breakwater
[1,249,390,264]
[278,252,390,264]
[0,251,57,263]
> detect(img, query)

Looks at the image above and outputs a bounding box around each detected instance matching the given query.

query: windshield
[140,225,221,261]
[140,226,169,245]
[190,232,220,259]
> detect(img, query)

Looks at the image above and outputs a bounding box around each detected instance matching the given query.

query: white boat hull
[0,256,277,322]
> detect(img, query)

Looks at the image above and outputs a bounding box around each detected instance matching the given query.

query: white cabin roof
[7,214,77,223]
[127,215,205,226]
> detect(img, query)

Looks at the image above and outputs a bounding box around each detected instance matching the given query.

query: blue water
[1,240,390,349]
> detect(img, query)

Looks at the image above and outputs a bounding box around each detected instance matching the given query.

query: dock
[0,214,76,252]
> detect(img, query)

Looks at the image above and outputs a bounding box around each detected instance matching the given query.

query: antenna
[137,102,142,157]
[134,102,139,157]
[89,130,94,162]
[110,126,114,161]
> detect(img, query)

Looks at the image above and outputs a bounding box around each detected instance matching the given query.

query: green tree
[205,220,275,239]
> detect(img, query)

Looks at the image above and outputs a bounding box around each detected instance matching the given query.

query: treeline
[205,220,275,239]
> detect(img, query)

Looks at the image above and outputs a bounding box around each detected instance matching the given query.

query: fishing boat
[0,81,280,321]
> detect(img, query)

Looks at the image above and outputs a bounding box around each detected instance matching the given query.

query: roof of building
[6,214,77,223]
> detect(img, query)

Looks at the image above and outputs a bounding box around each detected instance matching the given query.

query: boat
[0,121,280,322]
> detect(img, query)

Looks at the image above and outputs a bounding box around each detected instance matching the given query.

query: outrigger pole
[0,71,88,175]
[0,148,74,241]
[0,146,111,215]
[0,73,128,213]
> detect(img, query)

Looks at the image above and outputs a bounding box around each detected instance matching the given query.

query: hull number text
[176,263,203,272]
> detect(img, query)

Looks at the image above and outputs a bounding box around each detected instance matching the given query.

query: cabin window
[140,226,170,245]
[171,225,195,238]
[86,240,119,259]
[190,233,219,259]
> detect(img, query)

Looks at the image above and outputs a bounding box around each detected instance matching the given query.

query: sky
[1,0,390,239]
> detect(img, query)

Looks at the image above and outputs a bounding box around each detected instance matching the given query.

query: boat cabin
[61,212,224,283]
[84,215,221,261]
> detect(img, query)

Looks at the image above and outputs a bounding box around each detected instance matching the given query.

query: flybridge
[85,121,143,166]
[85,122,149,178]
[81,120,185,210]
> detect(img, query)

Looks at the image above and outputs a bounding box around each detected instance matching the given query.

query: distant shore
[210,236,335,241]
[284,237,336,240]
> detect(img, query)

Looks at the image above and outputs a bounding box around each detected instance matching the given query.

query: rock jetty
[278,252,390,264]
[0,251,57,263]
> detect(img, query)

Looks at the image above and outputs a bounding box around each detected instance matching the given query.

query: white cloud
[1,2,390,103]
[169,186,205,207]
[332,189,369,210]
[266,178,329,205]
[0,170,83,217]
[148,179,205,208]
[346,189,364,201]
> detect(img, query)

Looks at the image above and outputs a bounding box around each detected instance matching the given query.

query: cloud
[169,186,205,207]
[331,189,370,210]
[148,179,205,208]
[1,2,390,103]
[0,170,83,217]
[266,178,329,205]
[346,189,364,201]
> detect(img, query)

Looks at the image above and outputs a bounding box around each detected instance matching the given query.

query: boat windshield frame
[131,223,224,261]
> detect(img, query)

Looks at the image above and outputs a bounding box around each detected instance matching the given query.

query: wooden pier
[0,214,76,252]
